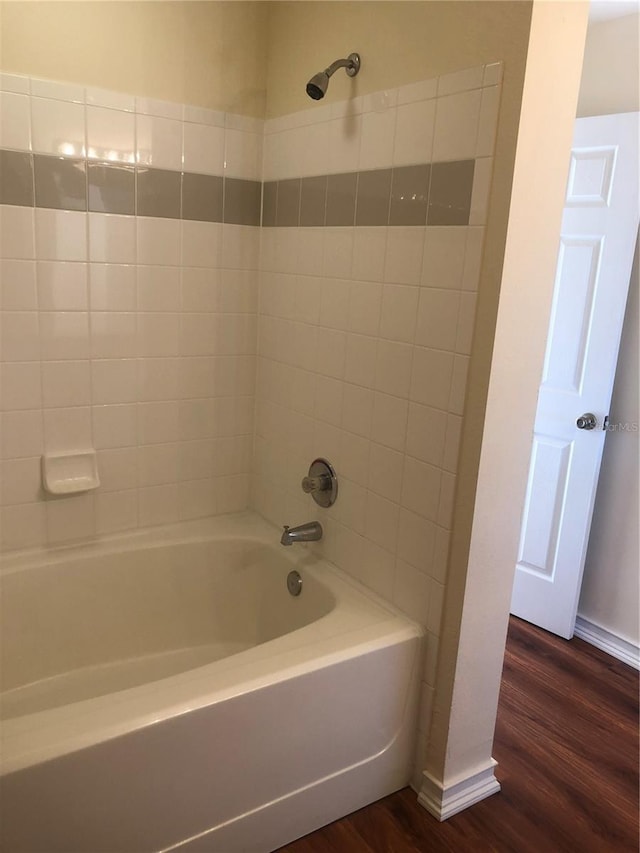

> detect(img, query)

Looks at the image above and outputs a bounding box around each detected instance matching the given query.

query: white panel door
[511,112,639,639]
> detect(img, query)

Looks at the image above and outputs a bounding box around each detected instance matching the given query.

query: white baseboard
[574,616,639,670]
[417,759,500,821]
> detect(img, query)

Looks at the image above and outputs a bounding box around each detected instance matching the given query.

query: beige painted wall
[577,13,640,117]
[576,13,640,646]
[0,1,268,116]
[424,0,588,793]
[266,1,531,118]
[579,236,639,644]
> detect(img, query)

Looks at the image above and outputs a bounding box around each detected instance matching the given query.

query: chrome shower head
[305,53,361,101]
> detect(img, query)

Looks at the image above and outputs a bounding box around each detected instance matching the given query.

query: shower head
[306,53,361,100]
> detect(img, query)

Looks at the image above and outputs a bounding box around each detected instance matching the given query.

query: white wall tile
[345,334,377,388]
[138,442,180,486]
[393,100,436,166]
[92,403,137,449]
[179,478,216,519]
[476,86,500,157]
[406,402,448,468]
[415,288,460,351]
[375,340,413,398]
[35,209,87,261]
[137,313,180,357]
[0,92,31,150]
[394,559,431,623]
[0,503,46,551]
[456,291,477,355]
[136,114,182,170]
[31,97,85,157]
[92,359,138,404]
[135,96,181,120]
[323,228,354,280]
[0,457,42,505]
[339,431,370,486]
[138,483,179,526]
[0,73,30,95]
[86,106,135,163]
[443,414,463,474]
[36,261,88,310]
[483,62,504,87]
[224,129,262,180]
[86,87,135,112]
[96,447,138,492]
[351,227,387,282]
[95,490,137,534]
[342,383,373,438]
[371,392,408,452]
[183,122,225,175]
[1,205,35,259]
[89,263,136,310]
[43,405,92,451]
[437,65,484,97]
[365,491,400,553]
[379,284,419,343]
[137,265,180,312]
[348,281,381,337]
[469,157,494,226]
[327,115,362,174]
[1,259,37,309]
[384,227,425,286]
[397,77,437,106]
[368,442,404,503]
[185,105,225,127]
[89,213,136,264]
[0,362,41,410]
[449,355,469,416]
[137,217,180,266]
[46,493,95,545]
[410,347,454,411]
[39,311,90,360]
[90,312,137,359]
[432,89,482,163]
[462,227,485,291]
[359,108,397,171]
[182,220,220,269]
[1,410,43,458]
[31,78,84,102]
[0,311,39,361]
[139,357,180,402]
[42,361,91,408]
[138,400,180,445]
[421,227,467,289]
[397,507,437,574]
[401,456,441,522]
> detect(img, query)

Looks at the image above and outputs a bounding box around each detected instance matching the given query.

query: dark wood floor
[277,617,639,853]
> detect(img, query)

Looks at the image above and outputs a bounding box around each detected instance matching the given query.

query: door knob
[576,413,597,430]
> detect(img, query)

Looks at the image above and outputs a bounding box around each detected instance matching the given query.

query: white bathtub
[0,511,424,852]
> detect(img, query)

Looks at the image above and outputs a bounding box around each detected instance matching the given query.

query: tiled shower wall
[0,73,262,550]
[251,63,502,774]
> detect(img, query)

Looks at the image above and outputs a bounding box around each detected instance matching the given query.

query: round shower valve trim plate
[301,458,338,508]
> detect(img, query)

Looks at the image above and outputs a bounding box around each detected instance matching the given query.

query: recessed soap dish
[42,451,100,495]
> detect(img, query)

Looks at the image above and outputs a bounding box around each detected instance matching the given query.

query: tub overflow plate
[287,570,303,597]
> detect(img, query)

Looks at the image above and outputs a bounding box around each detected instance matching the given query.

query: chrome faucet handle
[301,458,338,508]
[301,474,331,494]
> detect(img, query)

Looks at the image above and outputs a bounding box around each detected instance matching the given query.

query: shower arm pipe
[324,56,358,78]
